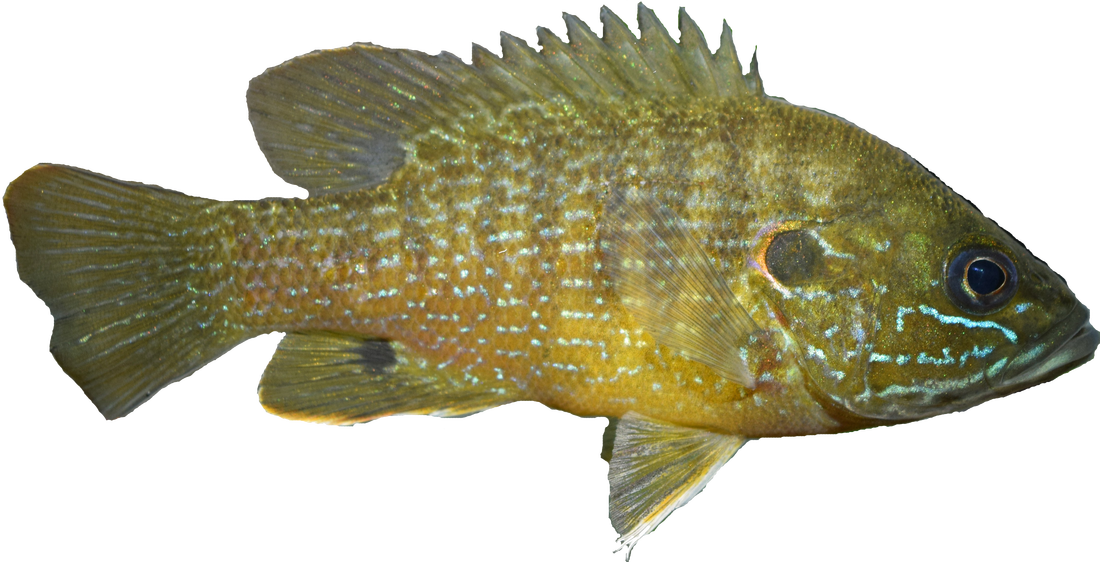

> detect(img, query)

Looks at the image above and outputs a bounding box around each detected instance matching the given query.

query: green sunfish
[3,4,1096,559]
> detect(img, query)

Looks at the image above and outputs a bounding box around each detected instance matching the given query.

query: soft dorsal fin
[246,4,763,197]
[609,413,748,557]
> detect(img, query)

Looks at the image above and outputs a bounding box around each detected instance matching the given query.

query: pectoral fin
[608,412,748,556]
[601,189,760,388]
[259,332,520,425]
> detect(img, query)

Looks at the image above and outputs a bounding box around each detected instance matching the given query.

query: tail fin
[5,165,247,419]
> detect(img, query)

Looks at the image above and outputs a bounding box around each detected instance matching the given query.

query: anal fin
[259,332,520,425]
[609,412,748,558]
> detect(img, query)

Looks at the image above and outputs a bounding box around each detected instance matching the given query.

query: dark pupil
[966,259,1006,295]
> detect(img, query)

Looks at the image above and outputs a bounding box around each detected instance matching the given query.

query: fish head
[744,101,1098,424]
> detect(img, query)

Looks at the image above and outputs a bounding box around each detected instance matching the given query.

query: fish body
[3,3,1098,561]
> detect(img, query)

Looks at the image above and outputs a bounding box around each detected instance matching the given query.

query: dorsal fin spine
[635,4,691,95]
[499,32,572,100]
[676,8,720,98]
[536,26,618,100]
[599,6,657,93]
[247,6,766,196]
[558,10,629,99]
[748,49,764,94]
[713,21,748,97]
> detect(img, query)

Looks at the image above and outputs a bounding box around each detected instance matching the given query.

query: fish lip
[994,303,1099,391]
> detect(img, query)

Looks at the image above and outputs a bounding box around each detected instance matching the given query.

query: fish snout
[994,304,1098,391]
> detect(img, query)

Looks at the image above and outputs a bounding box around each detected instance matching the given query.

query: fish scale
[204,95,827,433]
[4,5,1095,558]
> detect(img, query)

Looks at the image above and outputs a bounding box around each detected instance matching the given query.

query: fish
[4,3,1095,558]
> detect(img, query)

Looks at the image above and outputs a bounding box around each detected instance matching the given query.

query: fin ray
[676,8,720,98]
[247,5,764,197]
[636,4,690,96]
[4,165,248,419]
[600,187,760,388]
[259,332,522,425]
[609,413,747,555]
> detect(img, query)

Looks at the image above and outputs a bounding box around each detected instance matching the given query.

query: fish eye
[764,229,825,287]
[945,247,1017,315]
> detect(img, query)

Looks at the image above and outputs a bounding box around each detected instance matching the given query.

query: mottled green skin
[203,94,1078,436]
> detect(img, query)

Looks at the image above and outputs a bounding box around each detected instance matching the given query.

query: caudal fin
[5,165,247,419]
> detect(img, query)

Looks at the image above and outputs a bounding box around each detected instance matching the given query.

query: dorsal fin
[246,4,764,197]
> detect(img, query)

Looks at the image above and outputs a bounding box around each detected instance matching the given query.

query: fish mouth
[994,304,1099,392]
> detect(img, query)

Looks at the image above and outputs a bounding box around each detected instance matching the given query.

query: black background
[6,2,1091,560]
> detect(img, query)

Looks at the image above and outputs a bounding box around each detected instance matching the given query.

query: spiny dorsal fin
[247,4,764,197]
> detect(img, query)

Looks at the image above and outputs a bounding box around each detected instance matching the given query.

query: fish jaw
[994,304,1098,393]
[814,301,1098,425]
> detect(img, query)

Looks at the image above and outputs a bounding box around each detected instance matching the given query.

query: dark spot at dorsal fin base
[349,339,397,373]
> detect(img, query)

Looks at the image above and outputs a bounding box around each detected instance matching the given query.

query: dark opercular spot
[946,247,1018,315]
[765,229,825,287]
[966,259,1006,295]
